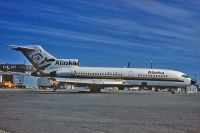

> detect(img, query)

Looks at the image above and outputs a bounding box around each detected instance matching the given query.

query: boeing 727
[10,45,196,92]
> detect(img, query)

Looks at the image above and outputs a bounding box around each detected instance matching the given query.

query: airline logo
[30,49,55,69]
[55,60,79,66]
[148,71,165,75]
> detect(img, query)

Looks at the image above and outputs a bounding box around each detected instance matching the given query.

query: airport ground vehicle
[0,81,24,88]
[37,78,58,89]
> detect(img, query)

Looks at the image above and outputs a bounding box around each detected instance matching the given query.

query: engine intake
[49,70,74,77]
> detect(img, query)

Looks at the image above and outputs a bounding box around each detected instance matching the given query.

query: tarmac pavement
[0,89,199,133]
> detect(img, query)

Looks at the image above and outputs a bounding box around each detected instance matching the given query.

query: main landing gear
[89,87,101,93]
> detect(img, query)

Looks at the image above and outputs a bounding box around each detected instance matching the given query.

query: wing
[54,78,125,87]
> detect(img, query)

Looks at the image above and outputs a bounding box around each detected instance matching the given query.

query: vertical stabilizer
[10,45,56,70]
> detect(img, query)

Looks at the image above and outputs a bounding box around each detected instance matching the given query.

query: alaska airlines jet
[10,45,196,92]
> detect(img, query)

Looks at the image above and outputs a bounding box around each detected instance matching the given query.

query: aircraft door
[128,71,133,77]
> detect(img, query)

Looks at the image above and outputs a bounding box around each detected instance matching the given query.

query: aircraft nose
[191,79,196,85]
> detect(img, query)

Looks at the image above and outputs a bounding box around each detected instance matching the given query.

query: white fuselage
[46,67,191,88]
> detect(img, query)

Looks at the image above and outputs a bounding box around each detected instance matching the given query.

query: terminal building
[0,64,39,88]
[0,63,35,73]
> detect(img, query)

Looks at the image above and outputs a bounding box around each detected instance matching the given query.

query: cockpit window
[182,74,189,78]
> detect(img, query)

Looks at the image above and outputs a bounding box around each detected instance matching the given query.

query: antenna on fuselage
[150,60,153,68]
[127,62,131,68]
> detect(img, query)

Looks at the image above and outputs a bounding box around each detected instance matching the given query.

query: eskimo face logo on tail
[30,49,55,70]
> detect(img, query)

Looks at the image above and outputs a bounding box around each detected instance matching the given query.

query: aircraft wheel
[171,90,175,94]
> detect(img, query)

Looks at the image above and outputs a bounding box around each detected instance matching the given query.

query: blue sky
[0,0,200,82]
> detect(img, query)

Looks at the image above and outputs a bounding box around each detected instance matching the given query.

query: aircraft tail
[10,45,56,70]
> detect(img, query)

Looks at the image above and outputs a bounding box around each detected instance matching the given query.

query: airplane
[10,45,196,93]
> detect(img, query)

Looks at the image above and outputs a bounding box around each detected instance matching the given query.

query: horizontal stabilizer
[9,45,36,51]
